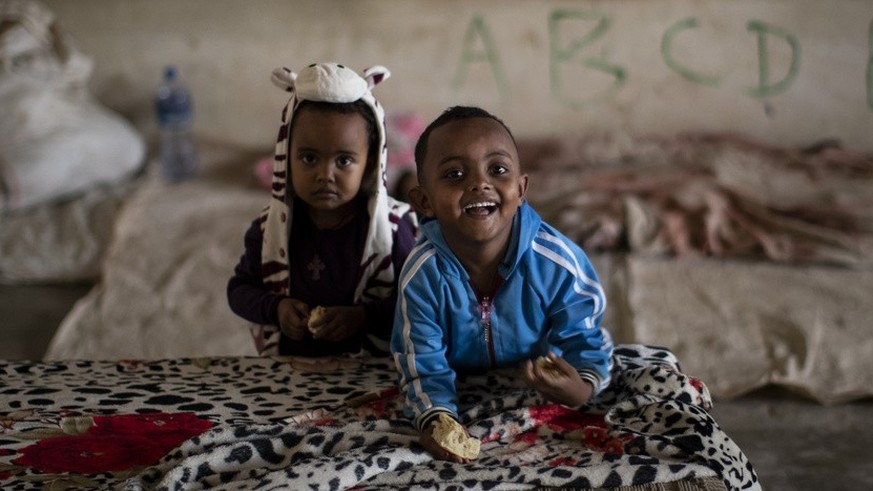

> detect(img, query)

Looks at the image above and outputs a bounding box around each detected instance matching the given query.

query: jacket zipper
[474,276,503,369]
[478,296,495,368]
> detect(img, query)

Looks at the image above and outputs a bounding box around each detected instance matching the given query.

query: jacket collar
[419,201,541,280]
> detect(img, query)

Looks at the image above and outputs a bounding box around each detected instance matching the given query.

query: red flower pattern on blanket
[582,426,631,455]
[526,404,630,456]
[528,404,605,432]
[11,412,213,474]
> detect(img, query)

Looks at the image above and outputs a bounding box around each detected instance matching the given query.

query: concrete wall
[43,0,873,152]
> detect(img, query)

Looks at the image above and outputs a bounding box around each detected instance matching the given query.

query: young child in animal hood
[390,106,613,462]
[228,63,418,357]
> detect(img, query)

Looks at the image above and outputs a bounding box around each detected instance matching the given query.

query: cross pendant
[307,254,325,281]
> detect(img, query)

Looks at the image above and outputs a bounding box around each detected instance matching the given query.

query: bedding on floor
[0,344,755,491]
[45,142,266,360]
[0,0,146,284]
[0,180,137,284]
[521,132,873,268]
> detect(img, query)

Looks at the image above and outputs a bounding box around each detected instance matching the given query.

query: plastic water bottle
[155,66,198,181]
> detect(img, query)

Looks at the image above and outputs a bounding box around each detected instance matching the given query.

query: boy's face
[289,106,370,226]
[412,117,528,251]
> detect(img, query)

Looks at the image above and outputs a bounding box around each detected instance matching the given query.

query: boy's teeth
[464,201,496,211]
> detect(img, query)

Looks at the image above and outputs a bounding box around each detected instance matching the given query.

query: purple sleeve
[227,218,282,325]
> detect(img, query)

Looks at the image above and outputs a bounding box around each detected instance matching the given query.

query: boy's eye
[489,164,509,176]
[336,155,354,167]
[299,153,317,165]
[442,168,464,180]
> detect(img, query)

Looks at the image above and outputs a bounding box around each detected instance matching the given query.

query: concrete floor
[1,283,871,490]
[711,390,873,490]
[0,283,94,361]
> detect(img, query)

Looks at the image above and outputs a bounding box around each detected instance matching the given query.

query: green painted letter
[548,9,626,109]
[452,15,507,98]
[744,20,801,98]
[662,17,720,86]
[867,19,873,111]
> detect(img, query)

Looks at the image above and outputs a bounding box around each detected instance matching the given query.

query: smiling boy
[390,106,614,462]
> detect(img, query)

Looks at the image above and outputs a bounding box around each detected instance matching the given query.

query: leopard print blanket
[0,345,759,490]
[122,346,757,490]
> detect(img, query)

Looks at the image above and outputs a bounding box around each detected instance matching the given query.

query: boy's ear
[407,185,433,218]
[518,173,529,201]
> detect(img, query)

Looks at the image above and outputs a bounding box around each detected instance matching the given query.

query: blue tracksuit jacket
[390,202,613,431]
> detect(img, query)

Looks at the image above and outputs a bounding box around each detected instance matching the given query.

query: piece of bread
[536,355,562,376]
[431,413,480,460]
[307,306,327,334]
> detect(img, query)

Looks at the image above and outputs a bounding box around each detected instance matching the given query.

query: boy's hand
[523,352,594,408]
[277,298,309,340]
[307,306,366,342]
[419,420,471,464]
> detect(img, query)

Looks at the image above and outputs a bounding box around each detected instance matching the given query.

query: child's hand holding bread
[420,413,480,463]
[523,352,595,408]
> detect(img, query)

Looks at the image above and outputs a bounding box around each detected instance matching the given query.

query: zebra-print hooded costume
[251,63,416,355]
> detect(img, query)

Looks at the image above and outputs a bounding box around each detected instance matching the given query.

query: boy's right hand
[419,420,471,464]
[277,298,309,340]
